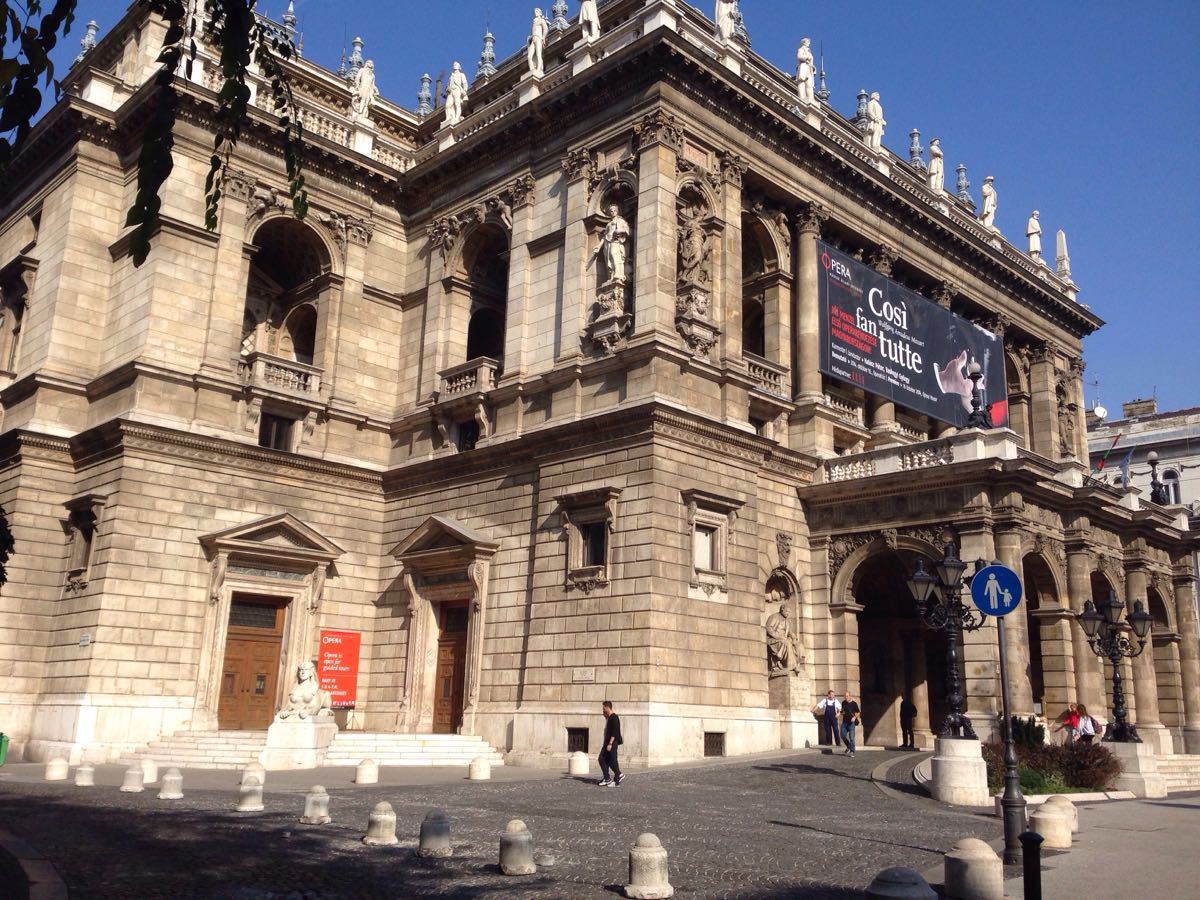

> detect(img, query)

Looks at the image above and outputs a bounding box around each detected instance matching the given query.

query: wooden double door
[433,602,469,734]
[218,596,287,731]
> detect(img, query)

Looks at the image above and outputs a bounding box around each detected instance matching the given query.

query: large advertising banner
[317,630,361,709]
[817,240,1008,428]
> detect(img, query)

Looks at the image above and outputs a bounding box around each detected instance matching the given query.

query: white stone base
[1138,724,1174,756]
[517,73,542,106]
[351,125,375,156]
[1108,741,1167,799]
[930,737,990,807]
[261,718,338,771]
[437,125,456,150]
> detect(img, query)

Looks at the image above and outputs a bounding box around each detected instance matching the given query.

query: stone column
[911,631,934,749]
[995,528,1035,716]
[958,527,1001,740]
[1173,574,1200,753]
[1028,344,1059,460]
[793,203,827,401]
[326,224,372,406]
[1126,566,1167,751]
[560,151,595,364]
[1066,547,1105,711]
[502,179,537,381]
[199,172,255,377]
[633,111,682,341]
[716,153,745,364]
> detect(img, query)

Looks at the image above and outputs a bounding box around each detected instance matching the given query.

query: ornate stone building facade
[1,1,1197,766]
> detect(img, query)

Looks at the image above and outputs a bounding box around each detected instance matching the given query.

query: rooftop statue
[714,1,737,44]
[864,91,885,153]
[928,138,944,193]
[444,62,469,127]
[980,176,998,229]
[1026,210,1042,260]
[527,8,550,78]
[580,0,601,43]
[350,59,379,122]
[795,38,815,105]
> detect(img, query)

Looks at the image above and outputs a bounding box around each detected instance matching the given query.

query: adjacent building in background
[1088,399,1200,510]
[1,1,1197,768]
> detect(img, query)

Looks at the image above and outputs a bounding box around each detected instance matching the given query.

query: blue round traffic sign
[970,565,1023,617]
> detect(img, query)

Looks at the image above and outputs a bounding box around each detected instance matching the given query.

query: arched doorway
[1020,553,1063,715]
[852,549,949,748]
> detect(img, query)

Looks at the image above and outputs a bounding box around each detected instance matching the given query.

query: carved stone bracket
[867,244,899,277]
[633,109,684,154]
[587,278,633,354]
[776,532,793,569]
[931,281,955,309]
[319,209,375,259]
[795,201,830,237]
[717,150,748,189]
[224,168,256,204]
[248,184,291,222]
[562,147,597,183]
[675,284,720,358]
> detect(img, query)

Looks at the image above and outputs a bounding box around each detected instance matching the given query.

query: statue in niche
[579,0,600,43]
[527,8,550,78]
[275,660,332,721]
[444,61,469,127]
[677,202,711,286]
[927,138,944,193]
[1057,382,1077,458]
[795,38,815,105]
[350,59,379,121]
[591,202,632,284]
[765,599,803,675]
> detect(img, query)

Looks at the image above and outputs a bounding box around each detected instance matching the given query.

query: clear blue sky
[56,1,1200,414]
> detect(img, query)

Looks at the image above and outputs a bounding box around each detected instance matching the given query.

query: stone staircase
[1156,754,1200,793]
[323,732,505,767]
[125,730,268,770]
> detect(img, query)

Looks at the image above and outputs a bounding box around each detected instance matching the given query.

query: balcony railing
[238,352,322,398]
[439,357,501,397]
[821,427,1023,484]
[744,353,788,398]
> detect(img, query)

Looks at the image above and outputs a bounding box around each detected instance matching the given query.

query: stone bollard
[44,758,69,782]
[355,759,379,785]
[158,768,184,800]
[1043,795,1078,833]
[943,838,1003,900]
[120,764,145,793]
[864,866,937,899]
[625,832,674,899]
[237,776,265,812]
[140,758,159,785]
[469,757,491,781]
[417,808,453,858]
[241,762,266,787]
[363,801,399,846]
[1030,804,1071,850]
[300,786,332,825]
[568,751,590,777]
[74,764,95,787]
[499,819,536,876]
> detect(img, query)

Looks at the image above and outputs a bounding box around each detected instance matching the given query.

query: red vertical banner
[318,630,361,708]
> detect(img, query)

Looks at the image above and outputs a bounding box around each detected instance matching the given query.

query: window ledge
[566,565,609,593]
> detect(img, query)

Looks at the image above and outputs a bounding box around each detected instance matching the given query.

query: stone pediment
[200,513,344,565]
[390,514,499,565]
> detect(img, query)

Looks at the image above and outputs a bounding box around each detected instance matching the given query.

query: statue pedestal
[587,278,632,354]
[1108,741,1167,799]
[872,153,891,176]
[769,673,818,750]
[351,123,376,156]
[518,72,543,106]
[571,40,597,75]
[262,717,338,771]
[930,737,990,807]
[718,48,743,76]
[437,125,457,150]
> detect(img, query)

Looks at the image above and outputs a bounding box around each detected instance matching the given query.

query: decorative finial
[1056,229,1072,281]
[417,73,433,117]
[732,3,750,45]
[815,47,829,103]
[336,48,348,79]
[346,36,364,83]
[853,89,869,131]
[75,20,99,65]
[955,163,974,208]
[282,1,297,35]
[476,29,497,79]
[551,0,570,30]
[908,129,926,171]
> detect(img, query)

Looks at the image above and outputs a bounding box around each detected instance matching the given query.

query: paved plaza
[0,749,1005,898]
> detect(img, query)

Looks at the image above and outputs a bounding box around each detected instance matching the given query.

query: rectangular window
[693,524,717,571]
[229,602,279,630]
[258,413,294,451]
[456,419,480,452]
[567,727,590,754]
[582,523,608,568]
[704,731,726,758]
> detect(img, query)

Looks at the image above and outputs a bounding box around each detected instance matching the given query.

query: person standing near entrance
[840,690,861,757]
[899,695,917,750]
[598,700,624,786]
[812,690,842,747]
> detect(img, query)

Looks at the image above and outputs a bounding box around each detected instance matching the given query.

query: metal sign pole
[996,614,1027,864]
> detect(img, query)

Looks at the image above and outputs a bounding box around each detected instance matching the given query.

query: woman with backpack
[1075,704,1101,743]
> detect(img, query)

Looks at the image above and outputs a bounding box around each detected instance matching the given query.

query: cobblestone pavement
[0,749,1000,899]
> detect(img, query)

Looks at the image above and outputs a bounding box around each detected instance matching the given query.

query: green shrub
[981,740,1121,794]
[1011,716,1045,747]
[1059,743,1122,791]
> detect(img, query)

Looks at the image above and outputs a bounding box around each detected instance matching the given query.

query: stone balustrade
[744,353,787,398]
[822,392,865,427]
[238,352,323,398]
[439,357,501,398]
[821,427,1023,484]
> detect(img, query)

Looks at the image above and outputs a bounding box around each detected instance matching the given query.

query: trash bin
[0,733,8,766]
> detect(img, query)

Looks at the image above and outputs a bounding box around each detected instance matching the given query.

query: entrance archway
[852,549,949,748]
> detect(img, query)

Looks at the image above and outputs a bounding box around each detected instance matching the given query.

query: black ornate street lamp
[1147,451,1168,505]
[965,360,993,429]
[1076,590,1153,742]
[906,542,985,739]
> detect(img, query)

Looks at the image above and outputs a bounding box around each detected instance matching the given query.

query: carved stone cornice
[825,523,954,586]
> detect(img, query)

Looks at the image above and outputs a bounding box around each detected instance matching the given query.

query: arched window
[740,217,776,362]
[1163,469,1181,505]
[242,218,330,368]
[742,296,765,358]
[461,224,509,368]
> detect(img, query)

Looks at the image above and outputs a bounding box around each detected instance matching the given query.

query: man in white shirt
[812,689,842,747]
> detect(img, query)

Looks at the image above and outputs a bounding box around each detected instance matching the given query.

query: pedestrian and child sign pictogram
[969,565,1023,617]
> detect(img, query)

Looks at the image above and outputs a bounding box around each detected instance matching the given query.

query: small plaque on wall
[572,667,596,684]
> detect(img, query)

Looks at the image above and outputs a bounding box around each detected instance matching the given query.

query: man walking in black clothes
[598,700,624,786]
[899,695,917,750]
